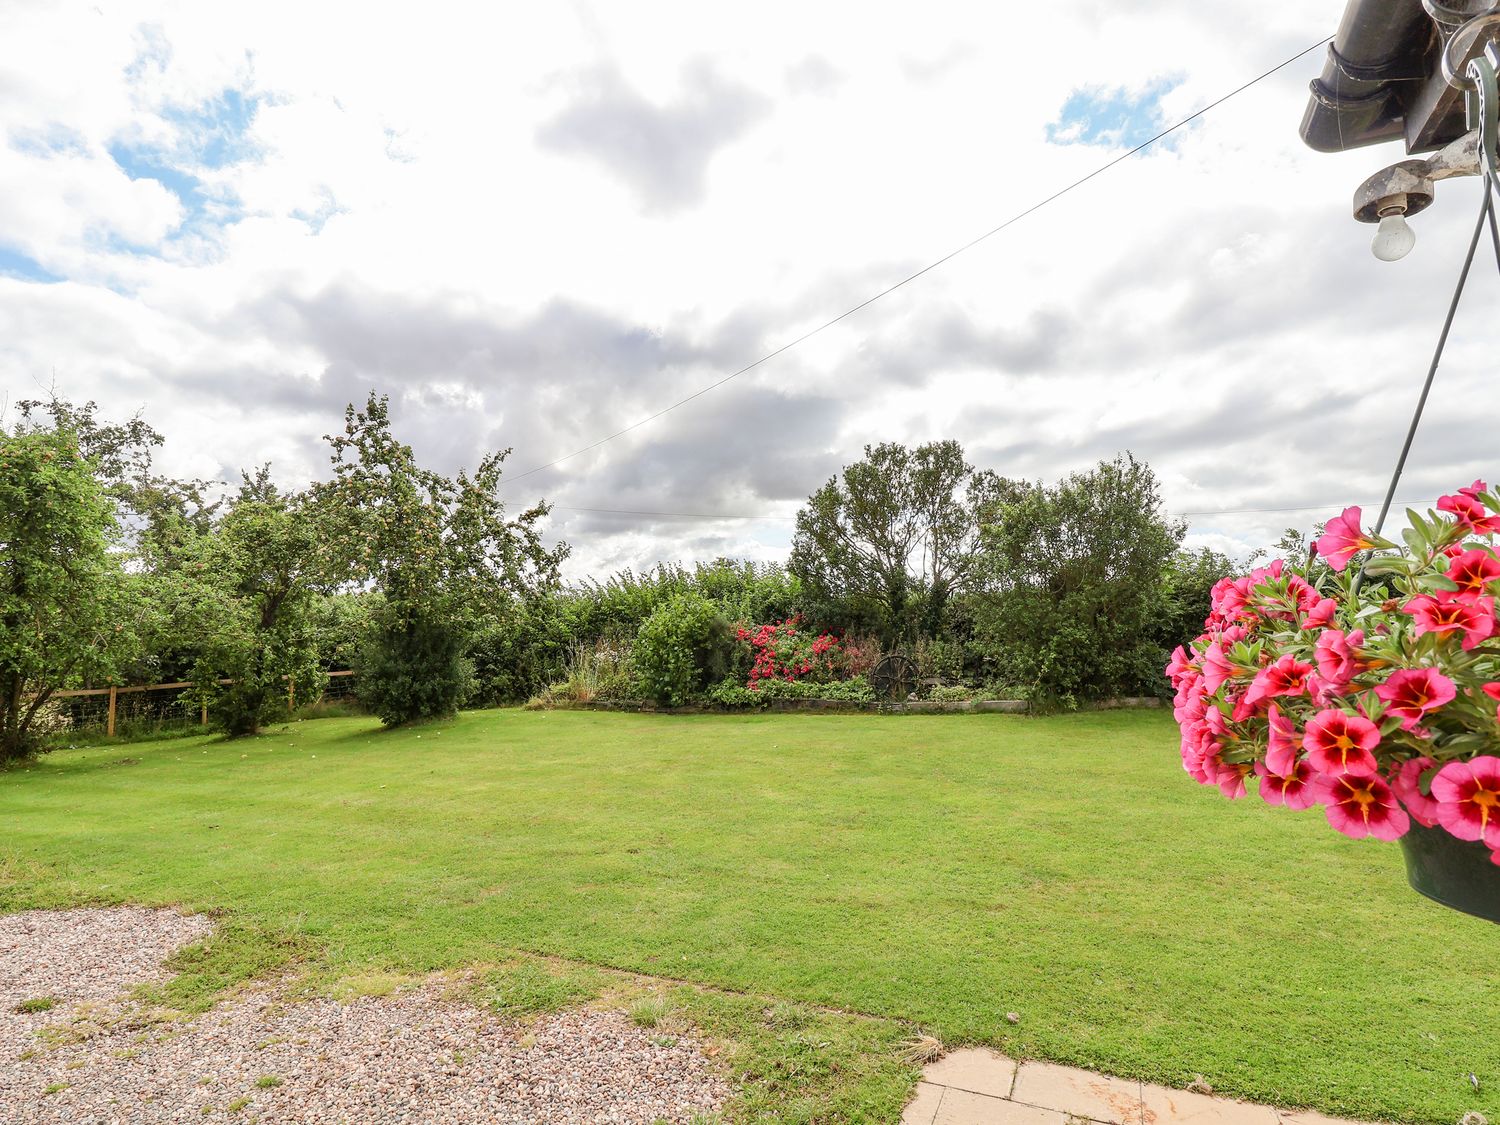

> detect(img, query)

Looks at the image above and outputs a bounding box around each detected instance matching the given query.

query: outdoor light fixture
[1350,19,1500,261]
[1371,206,1419,260]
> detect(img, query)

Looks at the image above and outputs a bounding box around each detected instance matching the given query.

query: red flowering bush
[1167,480,1500,865]
[735,617,847,688]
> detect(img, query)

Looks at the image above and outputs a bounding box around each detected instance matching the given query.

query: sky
[3,0,1498,581]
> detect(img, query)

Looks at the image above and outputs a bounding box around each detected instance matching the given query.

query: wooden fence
[48,670,358,737]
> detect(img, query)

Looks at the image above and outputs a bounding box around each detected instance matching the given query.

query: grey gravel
[0,909,731,1124]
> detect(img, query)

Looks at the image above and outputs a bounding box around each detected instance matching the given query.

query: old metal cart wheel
[870,653,918,701]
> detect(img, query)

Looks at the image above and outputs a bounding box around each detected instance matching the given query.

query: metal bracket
[1463,45,1500,179]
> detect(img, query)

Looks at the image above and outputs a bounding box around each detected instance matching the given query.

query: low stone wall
[534,696,1161,716]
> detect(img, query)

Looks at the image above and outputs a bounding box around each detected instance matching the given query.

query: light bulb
[1371,213,1416,262]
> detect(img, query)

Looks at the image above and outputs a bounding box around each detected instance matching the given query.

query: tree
[166,469,333,737]
[1151,546,1237,659]
[789,440,1014,644]
[0,425,140,760]
[317,394,566,725]
[974,453,1184,705]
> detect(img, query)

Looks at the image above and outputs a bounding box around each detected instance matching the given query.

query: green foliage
[704,675,875,707]
[927,684,979,703]
[310,591,380,672]
[166,469,332,737]
[1151,547,1237,663]
[635,594,735,706]
[974,453,1184,703]
[357,603,472,726]
[790,440,1022,645]
[467,595,575,706]
[317,394,565,725]
[0,425,144,761]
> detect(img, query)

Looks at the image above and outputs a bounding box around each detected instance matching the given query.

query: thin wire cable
[551,498,1426,523]
[1368,185,1493,541]
[502,35,1334,488]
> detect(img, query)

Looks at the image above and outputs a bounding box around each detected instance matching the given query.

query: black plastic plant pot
[1398,822,1500,923]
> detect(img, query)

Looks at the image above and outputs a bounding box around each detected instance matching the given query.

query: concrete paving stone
[1141,1083,1280,1125]
[902,1081,947,1125]
[924,1048,1020,1099]
[1012,1061,1144,1125]
[935,1088,1073,1125]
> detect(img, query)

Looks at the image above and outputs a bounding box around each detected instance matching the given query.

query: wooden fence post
[106,686,117,737]
[287,680,295,711]
[201,699,208,726]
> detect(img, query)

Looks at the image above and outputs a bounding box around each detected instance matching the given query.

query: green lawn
[3,710,1497,1124]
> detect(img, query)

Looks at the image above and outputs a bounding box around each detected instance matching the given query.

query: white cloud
[5,0,1492,581]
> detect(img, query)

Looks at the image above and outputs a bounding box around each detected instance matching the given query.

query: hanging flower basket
[1399,822,1500,923]
[1166,480,1500,924]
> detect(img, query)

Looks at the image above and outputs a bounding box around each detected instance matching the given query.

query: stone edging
[534,697,1162,716]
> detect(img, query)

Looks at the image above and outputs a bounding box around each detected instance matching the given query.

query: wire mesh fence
[41,670,359,741]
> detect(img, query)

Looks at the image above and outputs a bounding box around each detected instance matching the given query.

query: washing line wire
[554,498,1428,524]
[501,34,1334,489]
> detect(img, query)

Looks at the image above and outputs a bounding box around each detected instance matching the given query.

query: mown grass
[2,710,1497,1123]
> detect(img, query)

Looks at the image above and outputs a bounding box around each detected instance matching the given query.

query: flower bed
[1167,481,1500,867]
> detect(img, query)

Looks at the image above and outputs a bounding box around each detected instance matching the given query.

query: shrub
[634,594,735,706]
[705,675,875,708]
[737,617,847,686]
[468,597,576,706]
[928,685,978,703]
[356,605,472,725]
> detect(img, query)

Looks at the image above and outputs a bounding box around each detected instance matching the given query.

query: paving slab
[935,1088,1072,1125]
[923,1048,1019,1099]
[902,1081,948,1125]
[1012,1060,1143,1124]
[903,1054,1392,1125]
[1141,1084,1279,1125]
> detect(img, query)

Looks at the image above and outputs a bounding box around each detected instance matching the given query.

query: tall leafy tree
[318,394,566,725]
[0,424,140,760]
[974,453,1184,704]
[167,469,334,737]
[790,440,1014,644]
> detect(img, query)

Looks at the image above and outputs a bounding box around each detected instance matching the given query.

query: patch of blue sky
[0,245,64,284]
[9,124,91,159]
[1045,77,1183,149]
[104,85,262,251]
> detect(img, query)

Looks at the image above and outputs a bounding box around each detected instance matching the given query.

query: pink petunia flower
[1255,758,1318,811]
[1373,667,1457,730]
[1211,759,1250,800]
[1443,548,1500,598]
[1315,506,1374,571]
[1201,641,1236,695]
[1314,628,1365,689]
[1437,491,1500,534]
[1265,704,1302,777]
[1313,773,1411,840]
[1391,756,1442,828]
[1242,654,1314,712]
[1459,479,1490,500]
[1302,597,1338,630]
[1430,756,1500,847]
[1303,708,1381,776]
[1483,682,1500,723]
[1165,645,1194,683]
[1403,594,1496,650]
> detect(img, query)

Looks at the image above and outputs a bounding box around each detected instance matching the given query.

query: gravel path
[0,908,731,1124]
